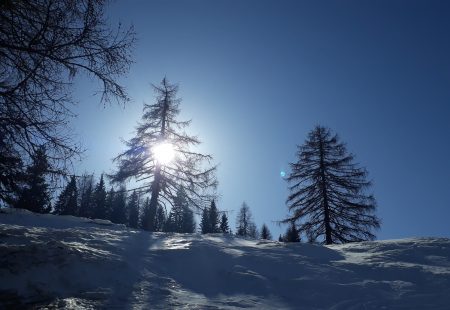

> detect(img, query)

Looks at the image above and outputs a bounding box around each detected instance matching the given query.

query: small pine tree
[200,206,210,234]
[155,205,166,231]
[54,175,78,215]
[260,223,272,240]
[181,204,195,233]
[78,174,94,218]
[248,222,259,239]
[208,200,220,233]
[278,234,284,242]
[15,147,51,213]
[141,198,152,231]
[127,191,140,228]
[219,213,230,234]
[284,222,300,243]
[235,202,257,238]
[92,174,107,219]
[105,187,115,221]
[110,186,127,224]
[141,196,158,231]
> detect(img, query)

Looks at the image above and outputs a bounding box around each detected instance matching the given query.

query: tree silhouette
[110,186,127,224]
[127,191,140,229]
[283,222,300,243]
[260,224,272,240]
[78,174,94,218]
[92,174,107,220]
[284,126,380,244]
[0,0,135,201]
[15,147,51,213]
[236,202,257,238]
[220,213,230,234]
[112,78,217,228]
[54,176,78,216]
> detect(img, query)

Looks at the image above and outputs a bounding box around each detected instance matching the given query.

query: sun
[152,142,175,165]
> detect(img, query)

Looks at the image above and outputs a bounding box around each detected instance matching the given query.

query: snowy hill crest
[1,208,449,309]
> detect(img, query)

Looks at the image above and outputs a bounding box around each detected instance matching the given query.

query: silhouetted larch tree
[15,147,51,213]
[112,78,217,228]
[260,224,272,240]
[236,202,257,238]
[284,126,380,244]
[0,0,135,204]
[220,213,230,234]
[54,176,78,215]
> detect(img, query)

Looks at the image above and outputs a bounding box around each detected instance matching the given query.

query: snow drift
[1,208,449,309]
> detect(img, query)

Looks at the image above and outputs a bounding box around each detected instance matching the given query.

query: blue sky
[72,0,450,240]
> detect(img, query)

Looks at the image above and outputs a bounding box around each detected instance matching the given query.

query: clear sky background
[72,0,450,240]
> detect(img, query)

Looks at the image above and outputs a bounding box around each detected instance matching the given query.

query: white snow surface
[1,208,449,309]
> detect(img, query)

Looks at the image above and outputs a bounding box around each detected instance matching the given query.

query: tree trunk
[318,131,333,245]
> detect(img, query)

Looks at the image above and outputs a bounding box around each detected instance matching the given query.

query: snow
[1,208,449,309]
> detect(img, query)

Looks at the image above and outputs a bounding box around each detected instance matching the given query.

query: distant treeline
[7,149,285,240]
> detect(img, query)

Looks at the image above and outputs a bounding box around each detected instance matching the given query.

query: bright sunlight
[152,142,175,165]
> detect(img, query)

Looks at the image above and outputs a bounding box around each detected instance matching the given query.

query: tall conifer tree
[128,191,140,228]
[284,126,380,244]
[92,174,107,219]
[220,213,230,234]
[15,147,51,213]
[112,78,217,229]
[54,176,78,215]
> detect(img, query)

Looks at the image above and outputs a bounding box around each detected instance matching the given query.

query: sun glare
[152,142,175,165]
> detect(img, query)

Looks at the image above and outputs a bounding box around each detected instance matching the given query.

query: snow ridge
[1,208,449,309]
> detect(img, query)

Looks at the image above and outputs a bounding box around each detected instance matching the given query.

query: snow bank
[1,208,449,309]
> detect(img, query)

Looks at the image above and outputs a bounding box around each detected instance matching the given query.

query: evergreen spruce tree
[155,206,166,231]
[105,188,115,221]
[260,224,272,240]
[112,78,217,229]
[208,200,220,233]
[181,205,196,233]
[0,134,23,206]
[236,202,257,238]
[164,208,177,232]
[284,126,381,244]
[284,222,300,242]
[15,147,51,213]
[140,196,157,231]
[141,198,152,231]
[111,186,127,224]
[220,213,230,234]
[200,206,210,234]
[54,176,78,215]
[92,174,107,219]
[78,174,94,218]
[127,191,140,228]
[248,222,259,239]
[164,190,196,233]
[278,234,284,242]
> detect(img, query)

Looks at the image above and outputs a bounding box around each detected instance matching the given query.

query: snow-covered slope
[1,208,449,309]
